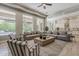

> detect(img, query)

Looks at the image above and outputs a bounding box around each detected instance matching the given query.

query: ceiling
[18,3,79,18]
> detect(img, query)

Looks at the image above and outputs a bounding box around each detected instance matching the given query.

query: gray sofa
[23,32,41,40]
[55,34,71,42]
[24,34,40,40]
[48,32,72,42]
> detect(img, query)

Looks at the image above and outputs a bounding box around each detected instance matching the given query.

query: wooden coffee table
[34,37,55,46]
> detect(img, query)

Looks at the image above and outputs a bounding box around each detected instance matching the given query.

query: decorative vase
[43,36,46,39]
[40,35,42,39]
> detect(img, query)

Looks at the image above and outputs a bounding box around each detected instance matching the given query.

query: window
[0,17,15,35]
[0,9,16,35]
[23,15,33,32]
[47,18,55,31]
[37,18,44,32]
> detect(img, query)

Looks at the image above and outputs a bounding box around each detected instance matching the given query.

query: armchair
[7,39,40,56]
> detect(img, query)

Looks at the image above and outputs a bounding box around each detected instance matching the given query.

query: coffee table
[34,37,55,46]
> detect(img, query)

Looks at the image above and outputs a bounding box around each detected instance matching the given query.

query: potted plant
[56,27,60,35]
[44,26,49,35]
[45,26,49,32]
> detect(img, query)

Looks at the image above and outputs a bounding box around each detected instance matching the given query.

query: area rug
[39,40,67,56]
[0,40,67,56]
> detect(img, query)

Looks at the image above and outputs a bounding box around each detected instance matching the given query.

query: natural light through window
[0,9,16,36]
[23,15,33,32]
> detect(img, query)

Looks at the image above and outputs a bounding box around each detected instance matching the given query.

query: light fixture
[38,3,52,9]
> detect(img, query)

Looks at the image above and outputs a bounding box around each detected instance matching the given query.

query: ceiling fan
[38,3,52,9]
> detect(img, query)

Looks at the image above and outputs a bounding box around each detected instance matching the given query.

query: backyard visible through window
[0,17,15,36]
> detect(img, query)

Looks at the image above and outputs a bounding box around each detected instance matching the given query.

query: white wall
[47,11,79,32]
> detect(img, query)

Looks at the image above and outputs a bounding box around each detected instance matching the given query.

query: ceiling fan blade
[38,4,43,7]
[45,3,52,6]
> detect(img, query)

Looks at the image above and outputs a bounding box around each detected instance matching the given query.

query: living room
[0,3,79,56]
